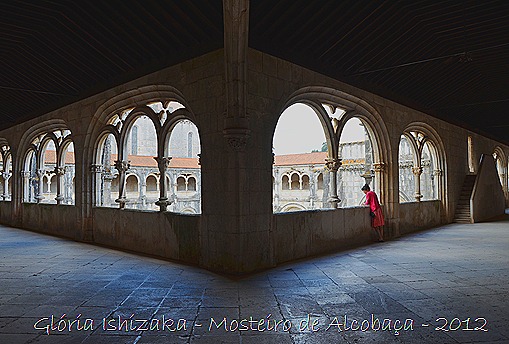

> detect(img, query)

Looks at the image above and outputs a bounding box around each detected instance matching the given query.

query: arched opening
[338,117,376,207]
[468,136,475,173]
[49,175,57,195]
[398,135,416,202]
[317,173,324,190]
[282,175,289,190]
[272,103,328,212]
[187,176,196,191]
[493,148,505,188]
[96,133,119,207]
[290,173,299,190]
[302,175,310,189]
[125,175,139,208]
[399,129,443,203]
[421,141,438,201]
[61,141,76,205]
[23,150,37,203]
[176,176,186,191]
[41,140,57,204]
[167,119,201,214]
[0,153,4,197]
[146,175,158,192]
[126,115,157,210]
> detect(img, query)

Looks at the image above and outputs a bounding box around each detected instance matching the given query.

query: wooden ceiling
[1,1,508,144]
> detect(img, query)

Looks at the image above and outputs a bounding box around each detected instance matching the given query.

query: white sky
[273,103,366,155]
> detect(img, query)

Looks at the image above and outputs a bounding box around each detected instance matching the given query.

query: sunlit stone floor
[0,217,508,344]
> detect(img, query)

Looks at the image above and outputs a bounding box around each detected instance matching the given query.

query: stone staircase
[453,174,476,223]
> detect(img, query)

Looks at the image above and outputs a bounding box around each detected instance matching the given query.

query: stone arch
[84,85,198,212]
[401,122,448,212]
[0,139,12,200]
[85,85,196,166]
[280,202,306,212]
[493,146,507,190]
[277,86,393,212]
[187,176,197,191]
[146,174,159,193]
[162,115,201,158]
[16,121,74,206]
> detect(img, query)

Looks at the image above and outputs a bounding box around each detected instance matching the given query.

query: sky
[273,103,366,155]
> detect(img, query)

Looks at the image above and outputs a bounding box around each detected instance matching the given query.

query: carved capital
[90,164,103,173]
[372,162,386,173]
[412,166,423,176]
[21,171,30,178]
[223,128,250,152]
[154,156,172,170]
[36,169,45,178]
[325,158,342,172]
[114,160,130,173]
[433,169,443,176]
[54,166,66,176]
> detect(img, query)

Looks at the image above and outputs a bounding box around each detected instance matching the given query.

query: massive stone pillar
[200,0,274,273]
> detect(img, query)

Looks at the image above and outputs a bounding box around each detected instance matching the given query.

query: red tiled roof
[274,152,327,166]
[43,150,362,169]
[113,154,200,168]
[44,150,75,164]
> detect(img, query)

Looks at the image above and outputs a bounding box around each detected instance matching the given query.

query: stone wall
[398,201,442,235]
[0,48,507,273]
[272,206,373,263]
[93,208,200,264]
[471,154,506,222]
[20,203,79,240]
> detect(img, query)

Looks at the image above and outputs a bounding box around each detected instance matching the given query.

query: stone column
[273,168,280,211]
[1,172,9,200]
[372,162,385,198]
[90,164,103,206]
[21,171,30,202]
[103,173,114,206]
[139,178,147,209]
[412,166,423,201]
[433,169,443,200]
[325,158,342,208]
[114,160,130,209]
[35,169,45,203]
[154,157,172,211]
[309,171,316,209]
[54,166,66,204]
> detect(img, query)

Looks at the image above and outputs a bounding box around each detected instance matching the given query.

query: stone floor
[0,217,508,344]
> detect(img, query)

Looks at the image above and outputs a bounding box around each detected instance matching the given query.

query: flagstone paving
[0,217,508,343]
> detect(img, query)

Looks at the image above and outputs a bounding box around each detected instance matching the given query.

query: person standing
[361,184,384,242]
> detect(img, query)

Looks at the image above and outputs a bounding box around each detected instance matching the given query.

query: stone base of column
[115,197,128,209]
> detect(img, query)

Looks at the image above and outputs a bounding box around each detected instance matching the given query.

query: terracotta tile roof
[274,152,328,166]
[43,151,362,169]
[113,154,199,168]
[43,150,75,164]
[44,151,199,169]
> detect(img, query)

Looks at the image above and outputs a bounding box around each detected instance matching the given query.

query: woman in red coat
[362,184,384,242]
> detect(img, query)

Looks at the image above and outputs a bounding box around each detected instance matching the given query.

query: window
[273,103,328,212]
[399,131,441,202]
